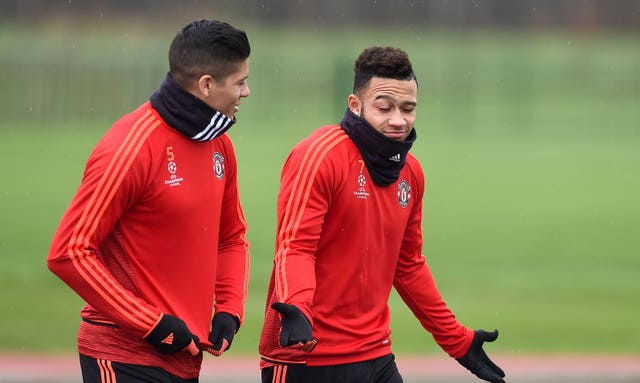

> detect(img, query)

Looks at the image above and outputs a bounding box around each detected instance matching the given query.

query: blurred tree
[1,0,638,30]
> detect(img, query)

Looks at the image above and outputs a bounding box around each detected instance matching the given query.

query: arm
[395,250,505,382]
[393,241,474,357]
[393,165,474,357]
[47,126,162,337]
[272,140,332,319]
[209,138,250,354]
[394,163,505,382]
[47,122,197,354]
[270,130,344,348]
[212,138,250,322]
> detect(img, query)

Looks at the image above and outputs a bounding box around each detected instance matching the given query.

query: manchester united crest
[213,152,225,180]
[397,179,411,208]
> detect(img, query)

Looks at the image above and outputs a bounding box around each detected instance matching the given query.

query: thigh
[370,354,403,383]
[79,354,198,383]
[261,356,403,383]
[329,356,402,383]
[261,363,324,383]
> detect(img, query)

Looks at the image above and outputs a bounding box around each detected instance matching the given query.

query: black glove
[271,302,318,352]
[145,314,199,355]
[207,312,239,356]
[456,329,506,383]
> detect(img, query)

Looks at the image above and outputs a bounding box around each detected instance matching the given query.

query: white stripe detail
[191,112,232,141]
[201,116,230,141]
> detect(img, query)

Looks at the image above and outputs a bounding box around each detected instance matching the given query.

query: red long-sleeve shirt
[259,125,473,367]
[48,102,249,378]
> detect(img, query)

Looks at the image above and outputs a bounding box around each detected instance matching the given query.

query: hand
[456,329,505,383]
[206,312,239,356]
[145,313,200,355]
[271,302,318,352]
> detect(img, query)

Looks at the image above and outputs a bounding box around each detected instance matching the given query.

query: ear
[197,74,216,97]
[347,94,361,116]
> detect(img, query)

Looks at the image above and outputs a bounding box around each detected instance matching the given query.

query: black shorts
[261,354,403,383]
[79,354,198,383]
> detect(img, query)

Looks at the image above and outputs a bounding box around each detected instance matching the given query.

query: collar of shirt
[150,73,235,141]
[340,108,416,186]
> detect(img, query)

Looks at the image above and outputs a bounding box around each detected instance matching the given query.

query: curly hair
[353,46,417,94]
[169,19,250,87]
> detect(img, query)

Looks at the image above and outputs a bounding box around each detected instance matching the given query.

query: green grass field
[0,23,638,355]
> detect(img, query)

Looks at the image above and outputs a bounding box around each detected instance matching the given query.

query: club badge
[397,179,411,208]
[213,152,225,180]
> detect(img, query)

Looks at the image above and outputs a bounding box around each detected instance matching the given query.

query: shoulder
[289,124,350,160]
[114,102,162,134]
[403,152,425,188]
[102,102,162,147]
[91,103,164,166]
[405,152,423,173]
[213,132,235,156]
[215,131,233,147]
[212,133,238,173]
[281,124,350,183]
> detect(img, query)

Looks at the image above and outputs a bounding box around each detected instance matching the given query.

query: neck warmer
[150,73,235,141]
[340,108,416,186]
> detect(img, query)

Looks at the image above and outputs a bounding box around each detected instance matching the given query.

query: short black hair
[353,46,417,94]
[169,19,250,87]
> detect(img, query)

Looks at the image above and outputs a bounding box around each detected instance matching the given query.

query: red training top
[259,125,473,367]
[48,102,249,379]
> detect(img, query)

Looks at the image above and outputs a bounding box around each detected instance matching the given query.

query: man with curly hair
[259,46,505,383]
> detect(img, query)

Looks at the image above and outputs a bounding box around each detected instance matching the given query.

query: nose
[241,83,250,98]
[387,109,405,128]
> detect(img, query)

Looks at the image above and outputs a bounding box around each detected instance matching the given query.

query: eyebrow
[374,94,417,107]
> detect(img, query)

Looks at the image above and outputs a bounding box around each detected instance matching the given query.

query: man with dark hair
[258,46,506,383]
[48,19,251,382]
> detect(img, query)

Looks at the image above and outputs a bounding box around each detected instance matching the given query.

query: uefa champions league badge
[353,173,370,200]
[213,152,225,180]
[397,179,411,208]
[164,146,184,187]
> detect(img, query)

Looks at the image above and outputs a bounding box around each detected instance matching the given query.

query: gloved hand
[456,329,506,383]
[145,313,200,355]
[206,312,239,356]
[272,302,318,352]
